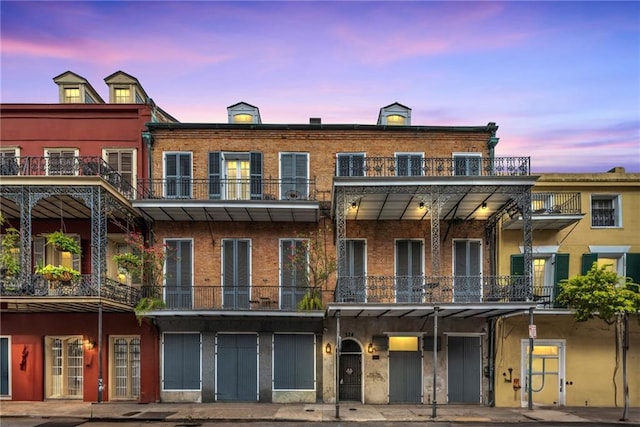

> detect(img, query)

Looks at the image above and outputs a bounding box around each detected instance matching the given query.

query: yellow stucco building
[496,167,640,407]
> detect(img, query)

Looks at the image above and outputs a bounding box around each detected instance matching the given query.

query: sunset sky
[1,1,638,173]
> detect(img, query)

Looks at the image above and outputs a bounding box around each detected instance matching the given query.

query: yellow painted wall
[498,170,640,278]
[494,313,639,407]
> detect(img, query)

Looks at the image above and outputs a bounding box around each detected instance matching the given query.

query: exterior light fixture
[418,202,425,210]
[481,202,488,210]
[85,337,96,351]
[325,343,332,354]
[351,201,357,209]
[367,343,374,353]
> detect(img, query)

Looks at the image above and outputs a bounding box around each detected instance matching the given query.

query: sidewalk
[0,400,639,424]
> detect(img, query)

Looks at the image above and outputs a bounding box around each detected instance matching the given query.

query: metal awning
[326,302,537,319]
[0,297,134,313]
[132,200,320,222]
[333,176,538,221]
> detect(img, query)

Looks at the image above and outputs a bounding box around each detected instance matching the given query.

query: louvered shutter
[208,152,221,199]
[249,152,262,200]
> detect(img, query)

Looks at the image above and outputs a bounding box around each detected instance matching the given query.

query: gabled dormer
[53,71,105,104]
[104,71,149,104]
[377,102,411,126]
[227,102,262,124]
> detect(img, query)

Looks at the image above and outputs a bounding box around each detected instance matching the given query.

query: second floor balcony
[502,192,585,230]
[0,274,141,312]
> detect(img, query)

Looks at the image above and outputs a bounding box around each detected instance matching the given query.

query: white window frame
[0,147,20,176]
[161,332,202,392]
[394,152,424,176]
[44,335,84,399]
[109,335,141,401]
[336,152,366,177]
[163,152,193,199]
[278,152,309,200]
[589,245,630,278]
[44,148,79,176]
[590,194,622,228]
[103,148,137,189]
[271,332,316,392]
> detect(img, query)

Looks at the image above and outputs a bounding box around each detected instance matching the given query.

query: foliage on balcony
[46,231,81,255]
[289,224,336,311]
[0,213,20,278]
[35,264,80,282]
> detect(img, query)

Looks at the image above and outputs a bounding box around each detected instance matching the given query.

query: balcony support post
[517,188,534,301]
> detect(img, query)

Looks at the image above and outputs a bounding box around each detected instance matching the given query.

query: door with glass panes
[110,337,140,400]
[45,336,83,398]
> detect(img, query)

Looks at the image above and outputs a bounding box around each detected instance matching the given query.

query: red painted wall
[1,312,159,402]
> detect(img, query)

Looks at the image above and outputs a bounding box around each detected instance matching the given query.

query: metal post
[621,313,629,421]
[431,307,439,418]
[335,310,340,419]
[527,307,534,410]
[97,301,103,402]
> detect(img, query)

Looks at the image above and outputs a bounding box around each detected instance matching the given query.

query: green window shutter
[553,253,570,307]
[581,253,598,275]
[625,253,640,284]
[510,254,525,276]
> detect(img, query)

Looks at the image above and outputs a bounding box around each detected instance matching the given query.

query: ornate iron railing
[140,285,327,311]
[335,156,530,177]
[0,274,140,306]
[0,156,136,199]
[334,275,549,305]
[136,177,317,201]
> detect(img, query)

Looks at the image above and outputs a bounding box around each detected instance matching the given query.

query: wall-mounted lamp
[418,202,426,210]
[481,202,488,210]
[84,337,96,351]
[350,201,357,209]
[367,343,374,353]
[325,343,332,354]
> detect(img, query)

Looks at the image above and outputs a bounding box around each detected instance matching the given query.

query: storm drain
[122,411,141,416]
[36,421,84,427]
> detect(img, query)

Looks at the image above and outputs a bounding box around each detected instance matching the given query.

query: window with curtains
[208,152,263,200]
[280,153,308,200]
[273,333,314,390]
[162,333,200,390]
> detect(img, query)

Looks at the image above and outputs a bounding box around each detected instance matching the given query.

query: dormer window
[233,114,254,123]
[377,102,411,126]
[386,115,406,126]
[64,88,81,103]
[227,102,261,124]
[114,87,131,103]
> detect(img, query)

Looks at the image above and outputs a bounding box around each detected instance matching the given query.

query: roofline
[145,122,499,133]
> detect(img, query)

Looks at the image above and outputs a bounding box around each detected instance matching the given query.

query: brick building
[134,102,537,404]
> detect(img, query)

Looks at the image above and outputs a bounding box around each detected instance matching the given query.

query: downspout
[487,318,496,406]
[142,131,154,187]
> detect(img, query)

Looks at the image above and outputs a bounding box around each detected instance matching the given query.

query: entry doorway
[339,339,362,402]
[447,335,481,403]
[520,339,565,407]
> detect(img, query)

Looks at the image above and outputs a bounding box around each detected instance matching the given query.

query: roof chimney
[309,117,321,125]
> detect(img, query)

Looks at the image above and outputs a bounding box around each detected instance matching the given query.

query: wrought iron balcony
[334,275,545,304]
[140,285,326,311]
[0,274,140,306]
[136,177,317,201]
[335,156,530,177]
[530,192,582,215]
[0,156,136,199]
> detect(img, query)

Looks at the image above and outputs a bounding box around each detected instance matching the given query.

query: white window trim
[44,148,80,176]
[590,193,622,228]
[271,332,316,392]
[278,152,309,200]
[161,332,202,392]
[214,333,259,401]
[220,238,253,301]
[336,152,366,177]
[518,245,560,254]
[108,335,141,401]
[102,148,137,188]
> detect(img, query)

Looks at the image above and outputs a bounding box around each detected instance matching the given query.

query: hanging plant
[35,264,80,282]
[0,214,20,277]
[47,231,81,255]
[113,252,141,274]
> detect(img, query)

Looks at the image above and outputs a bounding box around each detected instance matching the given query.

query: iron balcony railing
[531,192,582,215]
[0,156,136,199]
[334,275,556,306]
[335,156,530,177]
[136,177,317,201]
[140,285,327,311]
[0,274,140,306]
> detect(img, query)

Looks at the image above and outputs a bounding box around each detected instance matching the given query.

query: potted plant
[47,231,81,255]
[113,252,141,274]
[35,264,80,282]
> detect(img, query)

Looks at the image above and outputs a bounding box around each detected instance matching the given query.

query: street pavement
[0,400,639,425]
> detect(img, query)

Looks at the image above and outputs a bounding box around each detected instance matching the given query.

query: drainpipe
[487,318,495,406]
[528,307,534,410]
[431,307,439,418]
[142,131,153,195]
[335,310,340,419]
